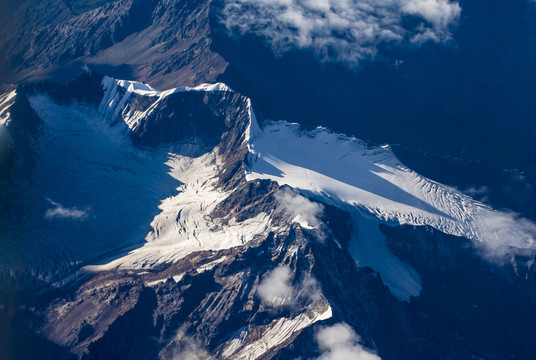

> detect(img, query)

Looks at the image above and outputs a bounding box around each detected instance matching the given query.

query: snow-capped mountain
[1,73,535,359]
[2,1,536,359]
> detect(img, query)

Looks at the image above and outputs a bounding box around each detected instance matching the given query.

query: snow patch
[196,256,227,273]
[145,273,185,287]
[244,99,263,144]
[222,306,332,359]
[350,213,422,301]
[0,90,16,126]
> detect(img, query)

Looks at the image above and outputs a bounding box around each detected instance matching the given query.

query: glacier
[245,121,536,300]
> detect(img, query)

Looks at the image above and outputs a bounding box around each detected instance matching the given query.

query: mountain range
[1,1,536,359]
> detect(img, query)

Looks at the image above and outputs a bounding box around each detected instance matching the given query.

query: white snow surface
[222,306,333,360]
[0,90,16,126]
[88,150,271,271]
[246,121,536,300]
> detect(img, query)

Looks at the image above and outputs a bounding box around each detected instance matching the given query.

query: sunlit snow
[246,121,536,300]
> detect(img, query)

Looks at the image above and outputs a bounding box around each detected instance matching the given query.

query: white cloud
[475,211,536,260]
[275,188,323,229]
[257,266,324,307]
[257,265,294,306]
[221,0,461,64]
[299,274,323,304]
[462,186,489,202]
[45,198,88,220]
[403,0,461,29]
[462,186,489,197]
[315,323,381,360]
[171,330,212,360]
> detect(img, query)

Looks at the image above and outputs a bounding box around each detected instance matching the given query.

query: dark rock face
[21,0,159,68]
[130,90,249,149]
[0,0,75,64]
[82,287,160,360]
[19,71,105,106]
[10,194,535,360]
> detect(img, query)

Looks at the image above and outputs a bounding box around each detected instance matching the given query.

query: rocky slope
[0,0,226,89]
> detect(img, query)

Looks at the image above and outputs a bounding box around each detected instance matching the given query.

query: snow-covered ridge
[246,121,536,251]
[113,78,233,97]
[99,76,233,131]
[92,76,535,299]
[13,75,535,302]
